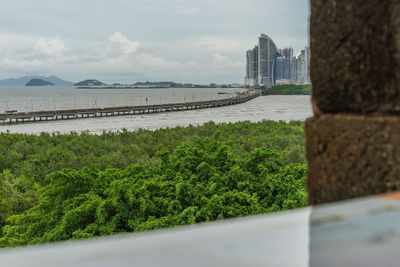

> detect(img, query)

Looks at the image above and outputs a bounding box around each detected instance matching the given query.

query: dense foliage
[0,120,306,247]
[0,138,306,247]
[260,84,311,95]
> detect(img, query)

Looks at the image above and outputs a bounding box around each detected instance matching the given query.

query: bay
[0,86,241,112]
[0,93,312,134]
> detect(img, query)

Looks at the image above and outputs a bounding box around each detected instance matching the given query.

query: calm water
[0,93,312,134]
[0,86,242,112]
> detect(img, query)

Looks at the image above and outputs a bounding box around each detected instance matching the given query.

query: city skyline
[245,34,310,87]
[0,0,309,84]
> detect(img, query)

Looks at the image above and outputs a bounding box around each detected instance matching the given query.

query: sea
[0,86,312,134]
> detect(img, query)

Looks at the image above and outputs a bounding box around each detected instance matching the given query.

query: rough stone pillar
[307,0,400,205]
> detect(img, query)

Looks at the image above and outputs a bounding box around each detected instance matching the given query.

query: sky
[0,0,309,84]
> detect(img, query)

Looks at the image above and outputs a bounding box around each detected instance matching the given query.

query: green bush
[260,84,311,95]
[0,138,306,247]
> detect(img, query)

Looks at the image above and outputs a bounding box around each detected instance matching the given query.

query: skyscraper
[289,47,310,85]
[304,46,311,84]
[258,34,278,87]
[275,47,293,81]
[244,45,259,87]
[245,49,254,86]
[252,46,259,86]
[290,56,298,84]
[282,47,293,79]
[282,48,293,62]
[276,56,290,81]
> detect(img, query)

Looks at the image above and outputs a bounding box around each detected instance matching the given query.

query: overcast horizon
[0,0,309,84]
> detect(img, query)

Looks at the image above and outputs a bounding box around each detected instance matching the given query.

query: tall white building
[244,46,259,87]
[258,34,278,87]
[245,49,255,86]
[290,47,311,85]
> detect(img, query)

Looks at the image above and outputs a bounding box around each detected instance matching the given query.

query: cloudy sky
[0,0,309,84]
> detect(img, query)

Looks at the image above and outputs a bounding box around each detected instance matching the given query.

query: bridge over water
[0,91,260,125]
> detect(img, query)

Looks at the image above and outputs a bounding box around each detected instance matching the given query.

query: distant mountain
[44,76,73,86]
[74,79,107,86]
[25,79,54,86]
[0,75,73,86]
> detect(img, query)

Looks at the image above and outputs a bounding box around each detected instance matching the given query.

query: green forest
[260,84,312,95]
[0,120,306,247]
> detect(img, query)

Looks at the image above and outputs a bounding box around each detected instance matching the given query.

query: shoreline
[75,86,241,89]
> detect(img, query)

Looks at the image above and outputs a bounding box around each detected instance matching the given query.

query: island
[25,79,54,86]
[74,79,106,86]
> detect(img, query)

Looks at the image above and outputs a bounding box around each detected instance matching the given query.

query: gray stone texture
[310,0,400,113]
[306,114,400,205]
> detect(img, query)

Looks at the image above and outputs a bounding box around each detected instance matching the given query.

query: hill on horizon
[25,79,55,86]
[0,75,73,86]
[74,79,107,86]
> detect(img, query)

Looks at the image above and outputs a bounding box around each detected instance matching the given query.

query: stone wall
[307,0,400,204]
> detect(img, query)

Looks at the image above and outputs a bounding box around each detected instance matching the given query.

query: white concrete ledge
[3,192,400,267]
[0,208,311,267]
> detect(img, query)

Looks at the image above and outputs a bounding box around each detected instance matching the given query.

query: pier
[0,91,260,125]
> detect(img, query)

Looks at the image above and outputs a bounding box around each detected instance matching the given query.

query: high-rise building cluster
[245,34,310,87]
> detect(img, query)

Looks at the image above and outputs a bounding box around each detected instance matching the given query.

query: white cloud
[0,32,245,83]
[108,32,140,55]
[103,32,184,72]
[34,36,67,57]
[212,53,241,68]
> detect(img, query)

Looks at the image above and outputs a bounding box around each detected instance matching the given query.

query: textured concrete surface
[2,192,400,267]
[0,209,310,267]
[310,0,400,113]
[310,191,400,267]
[306,114,400,205]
